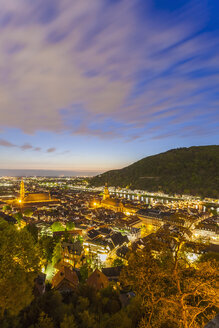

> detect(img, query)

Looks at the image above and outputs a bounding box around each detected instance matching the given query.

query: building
[62,240,84,268]
[102,266,123,282]
[9,180,59,207]
[116,245,129,259]
[103,183,110,200]
[94,184,137,215]
[87,269,109,290]
[52,265,79,292]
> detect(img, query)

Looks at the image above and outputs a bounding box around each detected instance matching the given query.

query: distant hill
[0,169,100,177]
[90,146,219,198]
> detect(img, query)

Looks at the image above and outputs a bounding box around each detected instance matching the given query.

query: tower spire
[20,179,25,201]
[103,183,110,200]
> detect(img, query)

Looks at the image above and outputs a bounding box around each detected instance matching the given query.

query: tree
[26,223,38,243]
[125,296,143,328]
[80,263,90,283]
[113,258,123,267]
[52,241,62,266]
[66,222,75,231]
[99,285,121,314]
[0,219,41,316]
[35,312,54,328]
[23,208,34,218]
[76,235,83,244]
[103,311,132,328]
[2,205,11,212]
[120,229,219,328]
[199,251,219,262]
[12,211,23,226]
[79,310,96,328]
[60,314,77,328]
[50,221,65,232]
[40,290,65,324]
[38,235,56,264]
[76,296,90,313]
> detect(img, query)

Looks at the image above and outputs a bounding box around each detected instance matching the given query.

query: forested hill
[90,146,219,198]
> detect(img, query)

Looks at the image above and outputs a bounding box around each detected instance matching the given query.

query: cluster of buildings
[0,175,218,328]
[0,178,218,289]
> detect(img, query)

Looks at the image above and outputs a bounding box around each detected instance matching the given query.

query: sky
[0,0,218,175]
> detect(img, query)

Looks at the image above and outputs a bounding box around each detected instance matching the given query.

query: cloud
[0,0,218,140]
[20,143,33,150]
[47,147,56,153]
[34,147,41,151]
[0,138,16,147]
[0,138,53,152]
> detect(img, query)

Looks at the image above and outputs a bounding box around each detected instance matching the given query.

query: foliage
[78,310,96,328]
[38,235,56,263]
[102,311,132,328]
[0,219,40,316]
[66,222,75,231]
[76,235,83,244]
[198,252,219,262]
[113,258,123,266]
[52,241,62,266]
[25,223,39,243]
[120,230,219,328]
[12,211,23,226]
[50,221,65,232]
[80,263,90,283]
[23,208,34,218]
[90,146,219,198]
[11,285,135,328]
[0,218,218,328]
[60,314,77,328]
[2,205,11,212]
[35,312,54,328]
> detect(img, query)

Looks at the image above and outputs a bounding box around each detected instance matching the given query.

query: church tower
[103,183,110,200]
[20,179,25,201]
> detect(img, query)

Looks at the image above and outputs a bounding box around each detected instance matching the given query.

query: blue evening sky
[0,0,218,174]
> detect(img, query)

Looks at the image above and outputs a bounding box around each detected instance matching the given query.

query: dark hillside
[90,146,219,198]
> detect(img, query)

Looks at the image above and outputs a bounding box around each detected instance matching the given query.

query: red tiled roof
[52,265,79,290]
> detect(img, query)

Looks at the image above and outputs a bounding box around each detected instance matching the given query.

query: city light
[99,253,108,263]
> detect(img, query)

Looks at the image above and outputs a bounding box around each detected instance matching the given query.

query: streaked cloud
[34,147,41,151]
[0,0,218,142]
[21,143,33,150]
[0,138,55,153]
[47,147,56,153]
[0,138,16,147]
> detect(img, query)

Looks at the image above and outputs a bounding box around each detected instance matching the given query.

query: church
[10,180,59,207]
[94,184,137,215]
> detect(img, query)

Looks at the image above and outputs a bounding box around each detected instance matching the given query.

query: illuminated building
[103,183,110,200]
[9,180,59,207]
[62,240,84,268]
[93,184,137,214]
[101,183,123,211]
[20,179,25,201]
